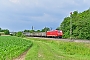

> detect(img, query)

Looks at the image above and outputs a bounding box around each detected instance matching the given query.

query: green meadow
[25,38,90,60]
[0,36,90,60]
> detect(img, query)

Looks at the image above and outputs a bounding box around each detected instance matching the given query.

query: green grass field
[0,36,90,60]
[25,38,90,60]
[0,36,32,60]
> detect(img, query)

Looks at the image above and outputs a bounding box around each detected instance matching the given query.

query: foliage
[4,29,10,35]
[25,38,90,60]
[0,36,32,60]
[0,28,10,35]
[23,27,50,33]
[24,30,36,32]
[59,9,90,39]
[16,31,25,37]
[36,30,41,32]
[0,28,1,32]
[30,30,35,33]
[56,27,60,30]
[41,27,50,32]
[24,30,30,32]
[16,31,22,37]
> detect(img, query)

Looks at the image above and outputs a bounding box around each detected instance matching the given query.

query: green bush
[16,31,23,37]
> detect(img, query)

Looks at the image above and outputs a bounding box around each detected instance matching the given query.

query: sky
[0,0,90,31]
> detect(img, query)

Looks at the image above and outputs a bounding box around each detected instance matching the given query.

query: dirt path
[13,50,28,60]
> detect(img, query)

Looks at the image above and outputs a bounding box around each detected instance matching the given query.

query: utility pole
[70,12,72,40]
[89,8,90,14]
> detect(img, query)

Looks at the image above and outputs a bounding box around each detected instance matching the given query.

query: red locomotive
[46,30,63,38]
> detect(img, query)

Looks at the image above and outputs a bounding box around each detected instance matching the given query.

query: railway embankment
[27,37,90,43]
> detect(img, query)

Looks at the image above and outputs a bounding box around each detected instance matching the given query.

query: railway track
[27,37,90,43]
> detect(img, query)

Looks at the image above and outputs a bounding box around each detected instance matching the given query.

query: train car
[46,30,63,38]
[33,32,46,37]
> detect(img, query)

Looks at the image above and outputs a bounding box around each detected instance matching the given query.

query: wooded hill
[60,9,90,40]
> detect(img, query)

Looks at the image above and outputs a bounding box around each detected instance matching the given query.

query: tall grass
[25,38,90,60]
[50,41,90,59]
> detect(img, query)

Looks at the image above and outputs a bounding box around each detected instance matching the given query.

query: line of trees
[0,27,51,37]
[0,28,10,35]
[13,27,51,37]
[59,9,90,40]
[24,27,50,32]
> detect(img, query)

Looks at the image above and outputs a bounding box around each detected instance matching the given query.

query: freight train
[23,30,63,38]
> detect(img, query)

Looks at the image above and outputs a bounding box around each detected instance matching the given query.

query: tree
[24,30,30,32]
[56,27,60,30]
[41,27,50,32]
[16,31,23,37]
[59,9,90,39]
[0,28,1,32]
[4,29,10,35]
[30,30,35,33]
[36,30,41,32]
[0,28,10,35]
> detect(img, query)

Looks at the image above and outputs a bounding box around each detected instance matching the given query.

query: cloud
[29,13,54,22]
[9,0,19,3]
[0,0,90,31]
